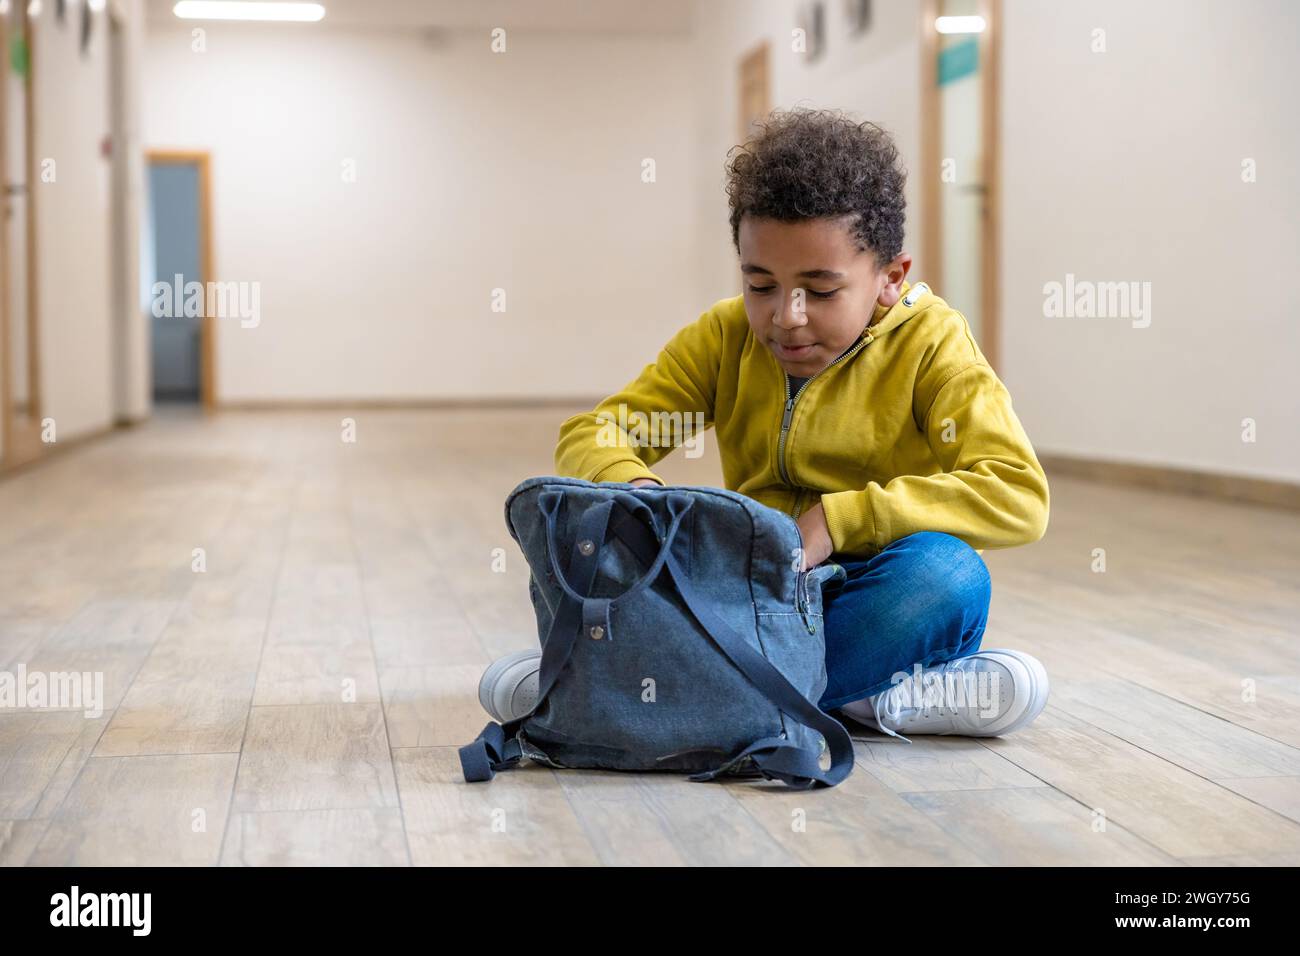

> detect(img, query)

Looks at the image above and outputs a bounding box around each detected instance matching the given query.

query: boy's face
[738,214,911,377]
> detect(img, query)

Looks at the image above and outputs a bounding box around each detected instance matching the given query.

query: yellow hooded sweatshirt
[554,280,1049,558]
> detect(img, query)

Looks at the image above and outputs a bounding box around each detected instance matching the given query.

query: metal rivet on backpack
[578,539,595,555]
[589,625,605,640]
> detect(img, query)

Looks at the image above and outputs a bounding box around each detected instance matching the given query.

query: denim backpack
[458,476,855,790]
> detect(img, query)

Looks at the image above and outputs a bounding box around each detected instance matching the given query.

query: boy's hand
[629,478,661,488]
[795,501,835,571]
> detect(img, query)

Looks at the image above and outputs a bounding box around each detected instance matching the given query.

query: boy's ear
[875,253,913,307]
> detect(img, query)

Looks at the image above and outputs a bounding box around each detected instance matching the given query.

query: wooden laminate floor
[1,406,1298,866]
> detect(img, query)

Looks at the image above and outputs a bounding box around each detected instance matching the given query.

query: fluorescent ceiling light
[935,15,986,34]
[173,2,326,21]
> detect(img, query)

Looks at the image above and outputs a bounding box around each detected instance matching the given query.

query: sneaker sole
[478,648,543,722]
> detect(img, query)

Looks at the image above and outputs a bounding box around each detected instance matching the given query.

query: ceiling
[144,0,697,34]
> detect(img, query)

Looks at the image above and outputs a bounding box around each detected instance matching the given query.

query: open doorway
[920,0,1001,371]
[144,150,214,410]
[1,0,43,470]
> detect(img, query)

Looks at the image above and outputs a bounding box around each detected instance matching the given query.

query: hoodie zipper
[778,328,876,519]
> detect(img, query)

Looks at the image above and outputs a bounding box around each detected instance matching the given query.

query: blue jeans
[817,531,992,711]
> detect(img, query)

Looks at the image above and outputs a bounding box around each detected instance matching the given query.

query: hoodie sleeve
[554,309,720,485]
[819,361,1050,555]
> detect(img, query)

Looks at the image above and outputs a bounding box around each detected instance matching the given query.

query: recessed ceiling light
[172,2,326,22]
[935,15,986,34]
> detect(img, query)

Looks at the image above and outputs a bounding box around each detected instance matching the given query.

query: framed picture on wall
[845,0,872,35]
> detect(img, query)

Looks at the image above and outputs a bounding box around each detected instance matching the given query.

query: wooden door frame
[1,5,10,465]
[0,1,44,469]
[738,40,771,146]
[145,149,216,412]
[918,0,1002,373]
[918,0,942,304]
[107,6,134,425]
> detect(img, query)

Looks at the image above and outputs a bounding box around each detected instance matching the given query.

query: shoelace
[871,664,974,744]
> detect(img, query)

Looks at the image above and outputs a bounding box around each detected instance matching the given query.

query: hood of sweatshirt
[862,279,935,342]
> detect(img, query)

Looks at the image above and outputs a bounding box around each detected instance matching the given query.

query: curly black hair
[724,108,907,267]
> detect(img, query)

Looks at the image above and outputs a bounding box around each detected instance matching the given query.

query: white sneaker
[478,649,542,723]
[837,648,1049,743]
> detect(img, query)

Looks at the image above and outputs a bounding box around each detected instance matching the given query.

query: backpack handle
[536,489,693,610]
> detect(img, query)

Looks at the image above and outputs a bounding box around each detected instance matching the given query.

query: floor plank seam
[214,469,298,866]
[344,463,416,867]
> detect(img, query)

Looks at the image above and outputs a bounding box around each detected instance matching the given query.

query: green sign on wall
[10,35,29,78]
[938,37,979,86]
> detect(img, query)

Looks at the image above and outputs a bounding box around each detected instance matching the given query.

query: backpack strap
[461,490,691,782]
[662,548,854,789]
[459,494,617,782]
[608,506,854,789]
